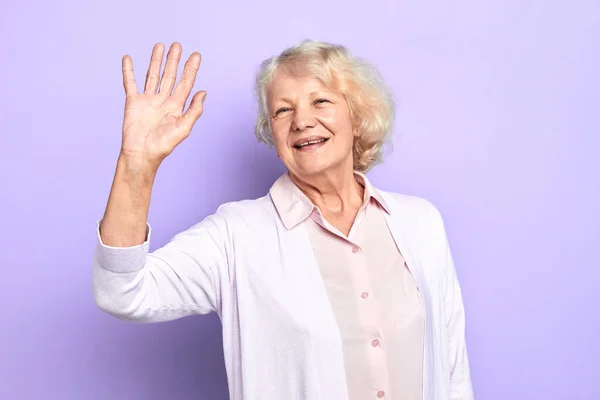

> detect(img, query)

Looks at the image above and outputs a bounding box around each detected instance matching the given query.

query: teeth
[297,139,326,147]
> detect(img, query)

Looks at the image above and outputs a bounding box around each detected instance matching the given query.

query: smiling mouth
[293,138,329,149]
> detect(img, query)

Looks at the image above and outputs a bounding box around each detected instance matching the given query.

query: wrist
[116,154,159,186]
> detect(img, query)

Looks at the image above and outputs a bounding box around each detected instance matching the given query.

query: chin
[290,159,342,178]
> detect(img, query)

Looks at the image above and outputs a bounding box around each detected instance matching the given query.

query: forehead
[267,68,333,101]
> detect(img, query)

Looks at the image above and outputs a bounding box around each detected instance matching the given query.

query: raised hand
[119,42,206,169]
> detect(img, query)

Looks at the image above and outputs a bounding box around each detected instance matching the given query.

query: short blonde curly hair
[254,39,396,173]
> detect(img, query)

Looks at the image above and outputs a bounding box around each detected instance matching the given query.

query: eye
[274,107,291,116]
[314,98,330,105]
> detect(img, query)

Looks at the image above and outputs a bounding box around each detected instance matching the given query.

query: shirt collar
[269,171,391,230]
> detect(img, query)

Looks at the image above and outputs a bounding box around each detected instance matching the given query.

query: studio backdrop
[1,0,598,399]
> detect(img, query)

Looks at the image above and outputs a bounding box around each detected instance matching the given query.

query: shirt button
[371,339,380,347]
[361,292,369,299]
[377,390,385,398]
[352,246,360,253]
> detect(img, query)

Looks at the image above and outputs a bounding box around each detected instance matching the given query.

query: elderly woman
[94,40,474,400]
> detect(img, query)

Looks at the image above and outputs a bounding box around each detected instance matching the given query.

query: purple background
[1,0,599,399]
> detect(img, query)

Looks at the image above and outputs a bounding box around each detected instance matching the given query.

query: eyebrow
[273,90,333,104]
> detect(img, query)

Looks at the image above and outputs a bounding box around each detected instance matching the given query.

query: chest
[231,210,435,338]
[306,211,425,333]
[226,208,441,398]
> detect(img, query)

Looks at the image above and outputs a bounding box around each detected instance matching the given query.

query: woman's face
[267,69,355,179]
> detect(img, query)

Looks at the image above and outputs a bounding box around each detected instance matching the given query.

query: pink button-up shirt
[270,172,426,400]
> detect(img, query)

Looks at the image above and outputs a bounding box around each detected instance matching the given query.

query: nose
[291,105,316,132]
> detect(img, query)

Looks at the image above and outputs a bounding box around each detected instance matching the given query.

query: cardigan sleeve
[92,211,230,323]
[429,204,475,400]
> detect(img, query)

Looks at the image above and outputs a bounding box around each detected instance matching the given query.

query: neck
[289,167,364,214]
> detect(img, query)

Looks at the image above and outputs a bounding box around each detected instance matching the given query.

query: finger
[178,90,207,132]
[159,42,182,96]
[144,43,165,94]
[121,55,137,97]
[172,52,201,103]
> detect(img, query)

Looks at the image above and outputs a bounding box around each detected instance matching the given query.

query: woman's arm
[94,42,218,322]
[94,204,228,322]
[429,205,475,399]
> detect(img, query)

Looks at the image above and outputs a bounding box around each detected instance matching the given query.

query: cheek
[318,108,354,138]
[270,120,284,141]
[317,108,338,124]
[270,124,290,155]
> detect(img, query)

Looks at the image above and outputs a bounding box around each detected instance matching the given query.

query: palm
[120,42,206,164]
[122,94,182,156]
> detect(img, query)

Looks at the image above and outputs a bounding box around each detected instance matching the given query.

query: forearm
[99,155,158,247]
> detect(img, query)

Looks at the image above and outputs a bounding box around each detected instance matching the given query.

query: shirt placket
[348,211,391,399]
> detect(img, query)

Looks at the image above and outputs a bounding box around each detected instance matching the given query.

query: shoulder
[382,191,435,212]
[380,190,444,221]
[210,195,278,231]
[215,195,275,217]
[378,190,448,239]
[177,196,276,246]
